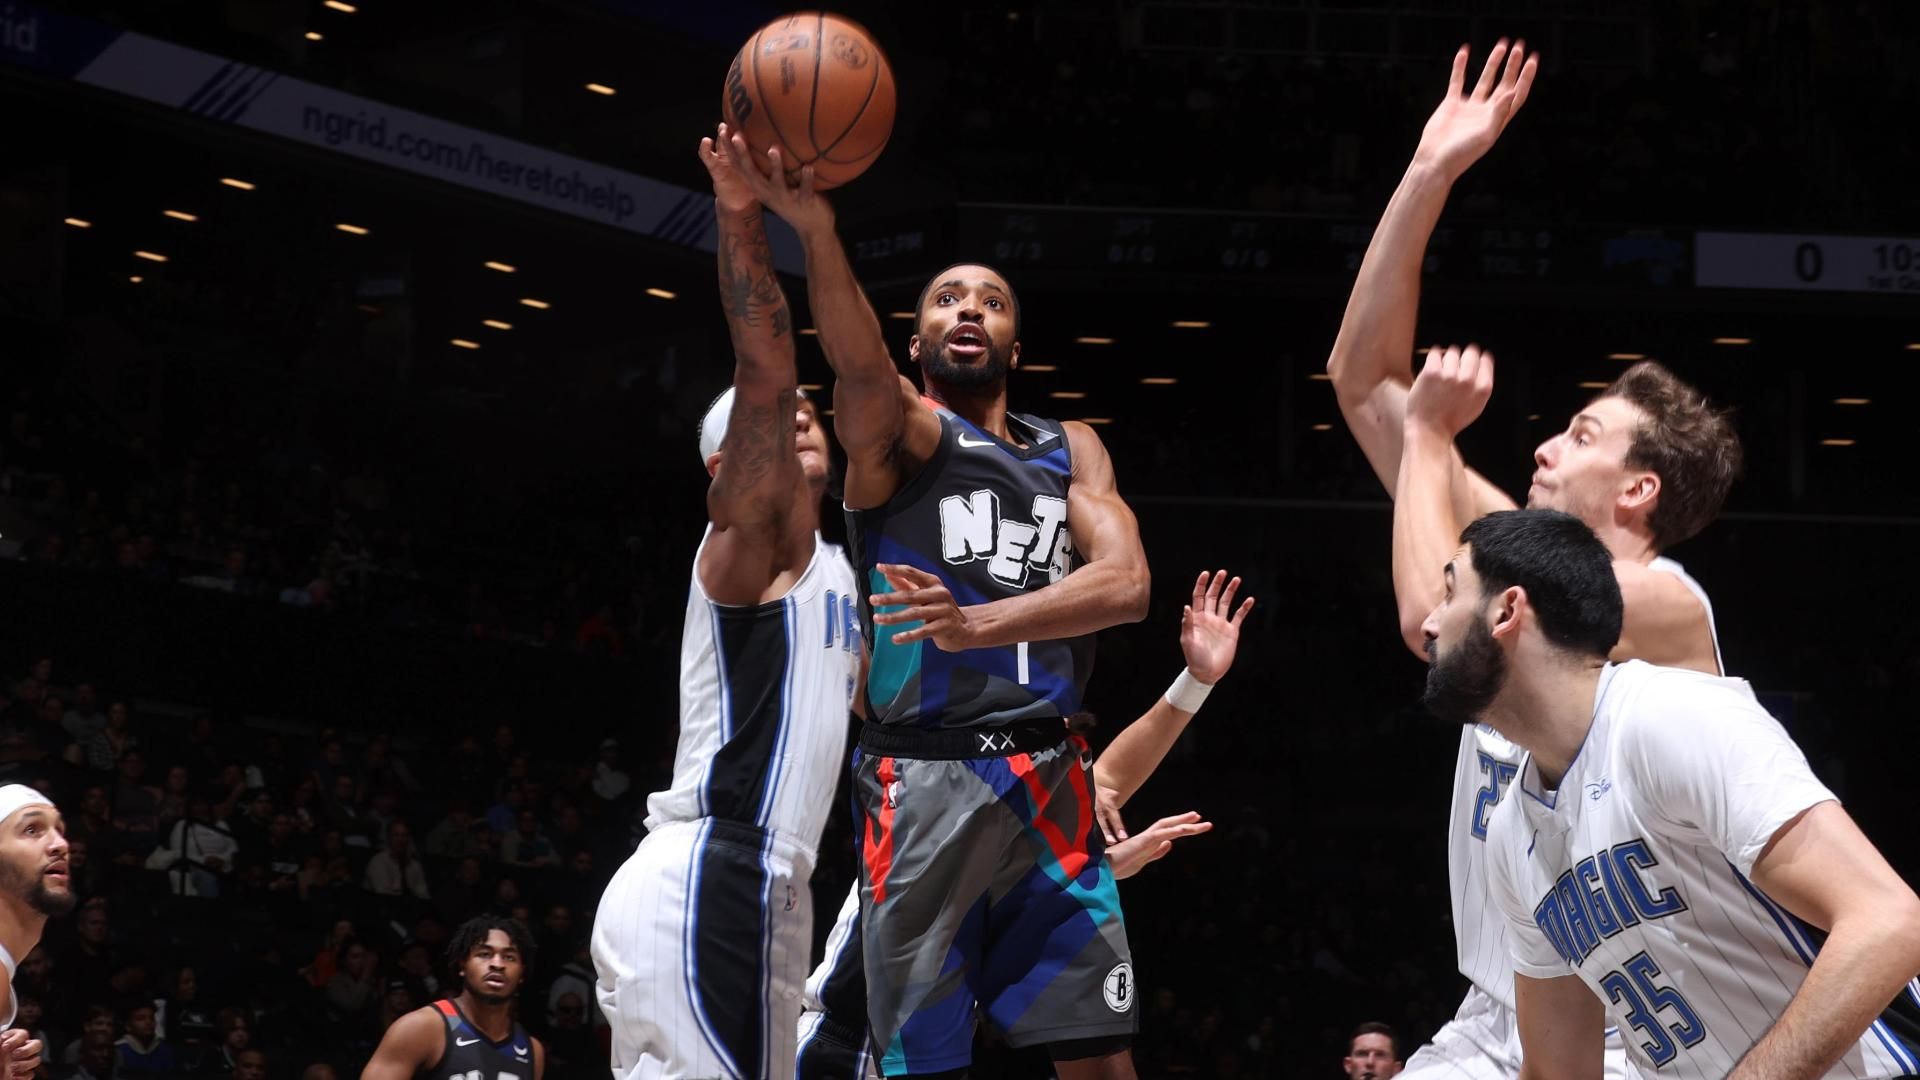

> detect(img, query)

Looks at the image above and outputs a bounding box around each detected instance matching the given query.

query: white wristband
[1163,668,1214,714]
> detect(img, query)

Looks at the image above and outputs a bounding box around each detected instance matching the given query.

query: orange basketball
[721,12,896,190]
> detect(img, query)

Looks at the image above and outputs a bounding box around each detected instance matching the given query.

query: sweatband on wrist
[1163,668,1214,714]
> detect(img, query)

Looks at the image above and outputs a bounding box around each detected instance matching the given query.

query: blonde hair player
[0,785,70,1080]
[1327,39,1742,1080]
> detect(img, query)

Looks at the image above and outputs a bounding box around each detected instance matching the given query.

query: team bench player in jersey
[724,135,1150,1078]
[1417,510,1920,1080]
[1328,39,1745,1080]
[362,916,544,1080]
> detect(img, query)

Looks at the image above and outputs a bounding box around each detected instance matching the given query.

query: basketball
[721,12,896,190]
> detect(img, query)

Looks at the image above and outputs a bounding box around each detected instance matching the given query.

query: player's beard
[0,857,77,916]
[468,974,513,1006]
[918,332,1011,389]
[1423,615,1507,726]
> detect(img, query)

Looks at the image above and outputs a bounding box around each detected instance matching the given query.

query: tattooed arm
[695,124,808,606]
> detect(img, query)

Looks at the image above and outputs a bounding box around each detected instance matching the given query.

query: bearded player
[1327,41,1742,1080]
[727,133,1149,1078]
[0,786,64,1079]
[362,915,545,1080]
[1421,510,1920,1080]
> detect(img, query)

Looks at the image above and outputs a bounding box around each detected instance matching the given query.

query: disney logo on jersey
[938,489,1071,587]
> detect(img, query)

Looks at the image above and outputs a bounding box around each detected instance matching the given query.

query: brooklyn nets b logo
[938,490,1071,587]
[1103,962,1134,1013]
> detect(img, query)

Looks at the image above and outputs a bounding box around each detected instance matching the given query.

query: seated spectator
[115,1003,176,1076]
[324,941,380,1027]
[145,798,237,898]
[63,682,106,743]
[231,1048,267,1080]
[362,821,429,901]
[421,802,483,862]
[63,1005,116,1066]
[82,703,136,774]
[499,810,555,870]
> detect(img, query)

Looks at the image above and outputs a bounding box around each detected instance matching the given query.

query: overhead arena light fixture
[887,311,914,320]
[305,31,323,41]
[220,178,257,190]
[323,1,357,12]
[1049,391,1087,400]
[164,210,199,222]
[482,320,512,331]
[63,217,91,228]
[1074,336,1114,345]
[1607,352,1644,361]
[133,250,169,262]
[1171,320,1210,329]
[585,83,617,96]
[484,260,516,273]
[450,338,481,350]
[1712,337,1752,346]
[1080,417,1112,425]
[1020,364,1058,372]
[518,298,551,310]
[1820,438,1856,447]
[1833,397,1871,406]
[1139,377,1177,385]
[799,328,819,336]
[335,223,369,235]
[1578,381,1610,389]
[645,287,677,300]
[1311,423,1333,431]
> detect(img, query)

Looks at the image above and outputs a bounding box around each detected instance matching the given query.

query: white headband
[698,386,810,463]
[0,785,53,827]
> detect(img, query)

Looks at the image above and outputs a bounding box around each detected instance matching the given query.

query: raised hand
[1106,811,1212,880]
[697,123,760,216]
[1180,570,1255,685]
[1407,344,1495,438]
[870,564,976,652]
[722,131,837,239]
[1413,39,1539,182]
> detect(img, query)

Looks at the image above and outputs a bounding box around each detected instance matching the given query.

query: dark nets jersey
[849,406,1094,729]
[423,1000,534,1080]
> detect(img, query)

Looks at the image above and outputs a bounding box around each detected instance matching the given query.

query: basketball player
[1418,509,1920,1080]
[725,134,1149,1078]
[797,570,1253,1079]
[361,915,545,1080]
[0,785,62,1080]
[588,124,861,1080]
[1328,41,1742,1080]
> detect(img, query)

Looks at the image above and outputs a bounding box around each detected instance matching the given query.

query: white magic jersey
[1487,661,1920,1078]
[1448,557,1721,1010]
[645,529,862,861]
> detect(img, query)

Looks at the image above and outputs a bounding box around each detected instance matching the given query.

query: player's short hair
[1349,1021,1400,1058]
[1461,510,1623,660]
[1600,361,1742,550]
[445,914,535,983]
[917,262,1023,340]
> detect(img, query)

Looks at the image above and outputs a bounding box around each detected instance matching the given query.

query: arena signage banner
[0,1,805,274]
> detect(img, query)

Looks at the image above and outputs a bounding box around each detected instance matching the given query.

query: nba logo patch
[1102,963,1134,1013]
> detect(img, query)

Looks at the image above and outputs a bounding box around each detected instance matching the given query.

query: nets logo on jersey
[938,490,1070,587]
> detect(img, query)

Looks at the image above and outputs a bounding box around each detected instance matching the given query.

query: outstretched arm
[1094,570,1253,812]
[1327,41,1535,520]
[696,126,806,605]
[1514,974,1607,1080]
[722,138,940,507]
[872,421,1149,650]
[1395,346,1495,657]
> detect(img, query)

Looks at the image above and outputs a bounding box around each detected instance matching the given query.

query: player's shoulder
[383,1004,448,1055]
[1605,660,1767,754]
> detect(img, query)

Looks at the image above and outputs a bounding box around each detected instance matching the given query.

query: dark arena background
[1,1,1916,1078]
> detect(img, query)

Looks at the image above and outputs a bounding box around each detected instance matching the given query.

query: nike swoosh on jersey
[956,433,995,448]
[455,1037,480,1047]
